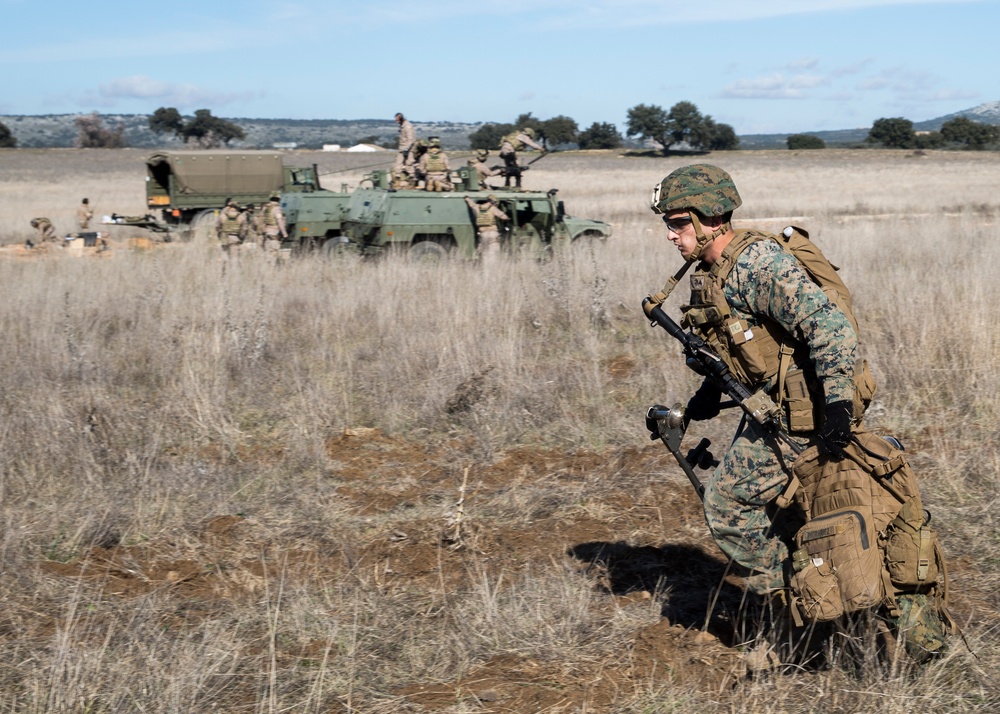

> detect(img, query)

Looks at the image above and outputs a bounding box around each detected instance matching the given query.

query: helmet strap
[686,214,732,262]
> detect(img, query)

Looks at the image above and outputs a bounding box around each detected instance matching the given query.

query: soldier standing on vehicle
[261,194,288,261]
[76,198,94,230]
[419,137,452,192]
[393,112,416,175]
[216,198,248,257]
[28,217,59,249]
[468,149,501,189]
[465,194,508,261]
[498,127,544,188]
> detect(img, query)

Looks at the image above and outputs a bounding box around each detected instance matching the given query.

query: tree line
[1,105,998,152]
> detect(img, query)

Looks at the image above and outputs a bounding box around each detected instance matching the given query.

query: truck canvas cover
[147,151,285,196]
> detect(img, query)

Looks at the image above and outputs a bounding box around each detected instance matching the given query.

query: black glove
[818,400,854,458]
[685,380,723,422]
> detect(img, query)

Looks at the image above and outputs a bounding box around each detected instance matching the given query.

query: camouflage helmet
[429,136,441,148]
[487,194,498,203]
[650,164,742,217]
[522,127,536,138]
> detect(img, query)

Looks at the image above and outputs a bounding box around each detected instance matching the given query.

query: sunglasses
[662,215,694,232]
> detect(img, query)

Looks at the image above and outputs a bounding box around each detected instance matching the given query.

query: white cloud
[80,75,262,111]
[721,73,829,100]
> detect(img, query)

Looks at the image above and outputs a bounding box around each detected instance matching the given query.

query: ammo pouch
[787,430,952,624]
[885,520,940,588]
[791,555,845,622]
[794,503,885,614]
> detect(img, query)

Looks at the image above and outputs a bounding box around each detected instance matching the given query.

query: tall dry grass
[0,148,998,711]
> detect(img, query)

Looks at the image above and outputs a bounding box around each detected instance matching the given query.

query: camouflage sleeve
[727,241,858,405]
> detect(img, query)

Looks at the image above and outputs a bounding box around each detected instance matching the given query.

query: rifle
[642,297,803,498]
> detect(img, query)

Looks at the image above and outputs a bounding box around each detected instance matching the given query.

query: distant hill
[0,114,484,150]
[741,101,1000,149]
[2,101,998,150]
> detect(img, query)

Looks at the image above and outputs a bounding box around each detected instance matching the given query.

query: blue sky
[3,0,997,134]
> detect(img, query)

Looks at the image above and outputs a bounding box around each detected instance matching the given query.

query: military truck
[281,166,611,259]
[110,150,326,241]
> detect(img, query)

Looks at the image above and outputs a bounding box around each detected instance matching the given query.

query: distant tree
[626,101,734,153]
[539,115,578,148]
[149,107,184,138]
[666,101,712,148]
[148,107,245,148]
[469,123,515,151]
[940,117,1000,150]
[0,120,16,148]
[914,131,945,150]
[865,117,916,149]
[787,134,826,150]
[514,113,544,135]
[74,112,127,148]
[182,109,245,148]
[626,103,670,151]
[577,122,622,150]
[705,118,740,150]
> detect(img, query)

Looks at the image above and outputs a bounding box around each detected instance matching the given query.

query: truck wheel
[408,241,448,263]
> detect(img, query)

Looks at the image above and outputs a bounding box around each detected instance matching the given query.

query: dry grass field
[0,147,998,712]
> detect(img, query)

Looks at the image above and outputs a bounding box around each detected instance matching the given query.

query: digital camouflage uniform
[692,241,858,593]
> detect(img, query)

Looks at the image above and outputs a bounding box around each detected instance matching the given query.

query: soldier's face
[662,211,697,258]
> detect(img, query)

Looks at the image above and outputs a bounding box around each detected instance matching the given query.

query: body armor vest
[476,204,497,228]
[221,207,242,234]
[425,150,447,172]
[263,204,278,227]
[680,229,874,432]
[501,133,523,151]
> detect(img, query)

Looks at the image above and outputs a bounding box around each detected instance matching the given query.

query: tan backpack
[785,430,955,651]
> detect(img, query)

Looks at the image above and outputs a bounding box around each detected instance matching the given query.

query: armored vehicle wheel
[408,240,448,263]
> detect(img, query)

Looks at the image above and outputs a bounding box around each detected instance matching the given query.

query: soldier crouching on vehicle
[468,149,501,189]
[419,137,452,192]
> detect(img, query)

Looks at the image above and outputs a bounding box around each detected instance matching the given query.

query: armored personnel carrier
[281,166,611,259]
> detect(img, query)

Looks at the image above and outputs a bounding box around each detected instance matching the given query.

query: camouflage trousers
[702,421,807,595]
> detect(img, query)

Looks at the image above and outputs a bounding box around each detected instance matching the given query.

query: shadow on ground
[568,540,761,647]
